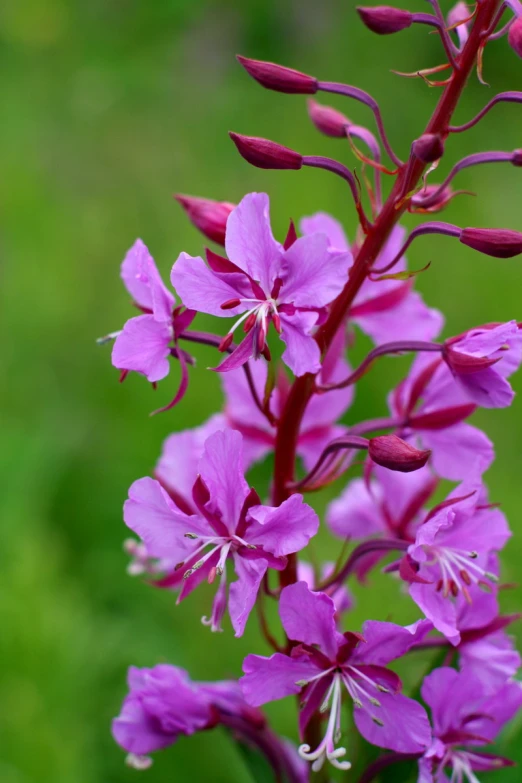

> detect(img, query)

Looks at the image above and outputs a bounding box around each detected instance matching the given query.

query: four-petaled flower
[401,483,511,644]
[170,192,352,376]
[418,667,522,783]
[240,581,431,773]
[124,429,319,636]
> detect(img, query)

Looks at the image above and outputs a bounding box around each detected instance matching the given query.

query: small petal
[279,311,321,376]
[279,233,352,308]
[300,211,350,251]
[279,581,338,659]
[240,653,320,707]
[353,692,431,753]
[352,619,433,666]
[112,315,172,382]
[229,555,267,637]
[225,192,283,293]
[198,429,250,530]
[121,239,175,320]
[247,494,319,556]
[170,252,249,317]
[124,477,206,561]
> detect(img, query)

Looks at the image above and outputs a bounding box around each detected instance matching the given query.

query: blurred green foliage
[1,1,521,781]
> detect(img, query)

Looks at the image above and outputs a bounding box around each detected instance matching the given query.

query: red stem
[270,0,502,764]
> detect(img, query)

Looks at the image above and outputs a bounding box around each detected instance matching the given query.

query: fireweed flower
[300,213,444,345]
[170,192,352,376]
[123,414,227,576]
[454,577,521,694]
[444,321,522,408]
[418,667,522,783]
[113,664,307,779]
[241,582,431,772]
[111,239,193,384]
[124,428,318,636]
[401,483,511,644]
[389,351,495,481]
[221,328,354,470]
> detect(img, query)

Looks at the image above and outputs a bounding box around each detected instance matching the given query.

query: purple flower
[124,428,318,636]
[241,582,431,773]
[113,664,308,780]
[109,240,196,411]
[170,192,352,376]
[444,321,522,409]
[455,574,521,694]
[419,667,522,783]
[389,351,494,481]
[402,483,511,644]
[111,240,177,381]
[222,328,354,470]
[112,664,215,767]
[300,213,443,345]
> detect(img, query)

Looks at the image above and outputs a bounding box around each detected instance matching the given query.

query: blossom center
[425,546,498,602]
[219,296,281,356]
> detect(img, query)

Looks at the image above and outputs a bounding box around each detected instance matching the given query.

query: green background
[1,1,521,781]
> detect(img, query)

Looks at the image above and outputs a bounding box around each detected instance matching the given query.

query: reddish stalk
[268,2,502,767]
[272,0,502,520]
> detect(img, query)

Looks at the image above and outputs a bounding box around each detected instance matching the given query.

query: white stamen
[298,675,351,772]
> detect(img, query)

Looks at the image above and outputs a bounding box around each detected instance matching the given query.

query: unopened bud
[236,55,318,94]
[508,17,522,59]
[460,228,522,259]
[369,434,431,472]
[412,133,445,163]
[174,195,234,246]
[444,347,500,375]
[357,5,413,35]
[512,149,522,167]
[307,98,350,138]
[229,132,303,170]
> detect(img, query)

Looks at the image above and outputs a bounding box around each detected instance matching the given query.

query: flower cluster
[104,3,522,780]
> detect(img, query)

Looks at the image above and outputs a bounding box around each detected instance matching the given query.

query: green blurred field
[1,1,521,781]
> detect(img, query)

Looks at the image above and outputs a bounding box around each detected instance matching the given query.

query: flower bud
[174,195,235,246]
[460,227,522,258]
[357,5,413,35]
[412,133,445,163]
[508,17,522,59]
[307,98,350,138]
[369,434,431,472]
[229,132,303,170]
[512,149,522,167]
[236,55,318,94]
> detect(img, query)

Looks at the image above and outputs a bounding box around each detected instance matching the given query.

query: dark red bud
[174,195,235,246]
[444,347,500,375]
[369,434,431,473]
[357,5,413,35]
[229,132,303,170]
[412,133,445,163]
[508,17,522,59]
[236,55,318,94]
[307,98,350,138]
[512,149,522,167]
[460,228,522,259]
